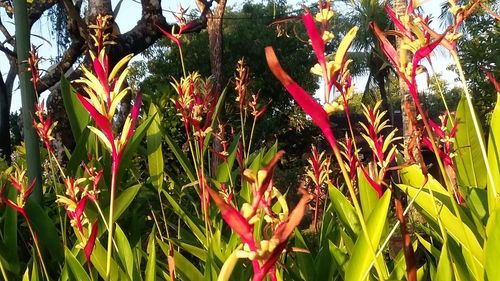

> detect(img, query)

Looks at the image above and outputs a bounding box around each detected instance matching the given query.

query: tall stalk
[13,0,42,204]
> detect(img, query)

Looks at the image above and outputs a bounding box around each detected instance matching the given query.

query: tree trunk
[393,1,417,281]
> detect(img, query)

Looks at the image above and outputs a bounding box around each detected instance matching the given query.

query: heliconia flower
[157,21,197,49]
[33,101,58,153]
[265,47,337,150]
[303,10,328,86]
[0,166,36,218]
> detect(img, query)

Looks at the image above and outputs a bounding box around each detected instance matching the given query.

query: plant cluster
[0,1,499,281]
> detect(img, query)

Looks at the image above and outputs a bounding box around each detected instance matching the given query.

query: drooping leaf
[102,184,141,226]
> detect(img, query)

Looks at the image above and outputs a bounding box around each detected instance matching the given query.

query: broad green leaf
[345,189,391,281]
[61,76,89,140]
[147,104,164,190]
[115,225,134,279]
[67,127,91,173]
[487,92,500,211]
[65,248,91,281]
[25,200,64,262]
[328,183,360,237]
[328,241,348,277]
[485,207,500,280]
[145,227,156,281]
[434,242,452,281]
[262,141,278,164]
[218,248,240,281]
[398,184,484,269]
[358,167,378,219]
[90,240,127,281]
[454,97,486,189]
[294,229,315,280]
[103,184,141,226]
[164,130,196,182]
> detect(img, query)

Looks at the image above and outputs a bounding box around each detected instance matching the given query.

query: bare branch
[37,40,85,93]
[0,43,16,58]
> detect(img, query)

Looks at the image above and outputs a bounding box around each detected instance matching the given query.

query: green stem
[105,163,118,280]
[246,116,257,157]
[179,46,187,78]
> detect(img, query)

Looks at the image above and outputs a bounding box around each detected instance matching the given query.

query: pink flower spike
[265,47,337,149]
[302,10,327,79]
[428,119,445,139]
[84,222,98,265]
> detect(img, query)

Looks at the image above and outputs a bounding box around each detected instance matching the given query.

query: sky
[6,0,457,112]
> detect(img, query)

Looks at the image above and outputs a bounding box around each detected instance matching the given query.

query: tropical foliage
[0,1,499,281]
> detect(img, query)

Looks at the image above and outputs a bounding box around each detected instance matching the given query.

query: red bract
[265,47,336,150]
[303,10,328,86]
[84,222,98,265]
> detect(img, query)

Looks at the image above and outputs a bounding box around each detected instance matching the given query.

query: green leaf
[147,104,164,190]
[162,191,206,243]
[487,92,500,211]
[485,206,500,280]
[67,127,91,174]
[169,238,207,261]
[118,115,155,181]
[293,229,315,280]
[454,96,487,189]
[90,240,127,281]
[2,185,19,274]
[328,183,360,237]
[114,225,134,279]
[65,248,91,281]
[61,76,89,141]
[103,184,141,225]
[164,130,196,182]
[145,227,156,281]
[434,241,452,281]
[398,184,484,270]
[345,189,391,281]
[358,167,379,219]
[25,200,64,262]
